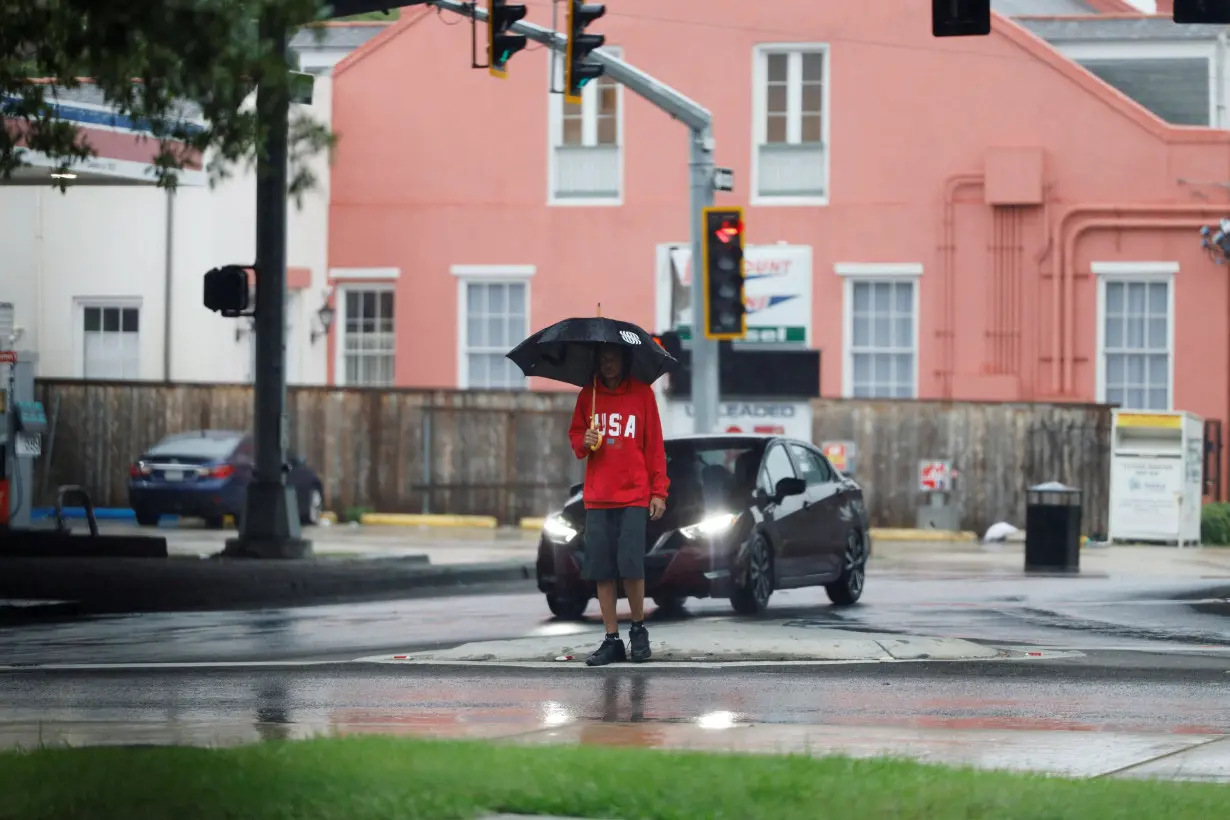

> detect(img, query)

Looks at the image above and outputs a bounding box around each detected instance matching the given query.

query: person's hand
[584,428,601,450]
[649,497,666,520]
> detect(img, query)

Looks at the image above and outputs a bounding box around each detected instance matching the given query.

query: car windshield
[145,433,240,460]
[665,439,766,507]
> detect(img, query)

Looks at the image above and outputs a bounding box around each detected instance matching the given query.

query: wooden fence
[812,399,1111,537]
[31,380,1111,532]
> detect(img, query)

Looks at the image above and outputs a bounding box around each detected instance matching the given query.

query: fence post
[421,404,433,515]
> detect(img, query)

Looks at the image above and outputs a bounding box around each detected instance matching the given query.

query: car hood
[557,492,747,540]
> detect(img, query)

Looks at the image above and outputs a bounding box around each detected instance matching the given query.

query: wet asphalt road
[1,663,1229,746]
[1,569,1228,750]
[1,570,1227,666]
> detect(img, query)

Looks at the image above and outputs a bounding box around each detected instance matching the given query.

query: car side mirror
[569,482,584,496]
[774,476,806,502]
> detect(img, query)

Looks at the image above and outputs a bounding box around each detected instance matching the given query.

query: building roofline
[993,10,1230,145]
[1012,12,1169,19]
[1082,0,1143,12]
[333,6,433,78]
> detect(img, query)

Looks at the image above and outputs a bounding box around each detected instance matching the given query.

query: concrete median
[368,621,1004,665]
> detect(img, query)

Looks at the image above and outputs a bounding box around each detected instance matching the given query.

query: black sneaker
[629,624,651,663]
[586,636,627,667]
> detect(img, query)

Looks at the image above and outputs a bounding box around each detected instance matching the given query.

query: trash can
[1024,482,1083,573]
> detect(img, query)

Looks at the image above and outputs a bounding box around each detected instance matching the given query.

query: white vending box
[1108,409,1204,546]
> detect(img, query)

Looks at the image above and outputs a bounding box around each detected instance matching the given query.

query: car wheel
[545,593,589,620]
[730,533,774,615]
[653,595,687,614]
[135,510,160,527]
[826,529,868,606]
[301,487,323,526]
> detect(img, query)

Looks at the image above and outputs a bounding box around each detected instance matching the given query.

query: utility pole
[429,0,721,433]
[223,5,308,559]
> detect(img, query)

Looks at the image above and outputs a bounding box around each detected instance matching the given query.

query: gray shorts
[582,506,648,582]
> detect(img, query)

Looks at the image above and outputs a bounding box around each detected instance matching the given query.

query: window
[760,444,797,494]
[549,48,622,203]
[456,270,531,389]
[81,303,140,380]
[753,46,829,203]
[840,267,919,399]
[1096,265,1174,411]
[338,286,395,387]
[789,444,834,486]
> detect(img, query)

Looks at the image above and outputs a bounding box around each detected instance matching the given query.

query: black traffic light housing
[203,265,253,318]
[565,1,605,104]
[1174,1,1230,23]
[701,207,746,341]
[932,0,990,37]
[488,0,528,78]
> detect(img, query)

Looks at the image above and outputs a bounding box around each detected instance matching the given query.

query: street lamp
[311,288,335,344]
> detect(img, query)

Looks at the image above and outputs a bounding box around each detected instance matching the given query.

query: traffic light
[1174,1,1230,24]
[932,0,990,37]
[701,207,746,341]
[565,1,605,104]
[203,265,251,317]
[488,0,528,78]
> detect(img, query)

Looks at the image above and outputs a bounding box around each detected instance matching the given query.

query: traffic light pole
[688,130,720,434]
[428,0,721,432]
[223,6,309,559]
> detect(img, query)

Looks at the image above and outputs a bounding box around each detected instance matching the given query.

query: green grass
[0,736,1226,820]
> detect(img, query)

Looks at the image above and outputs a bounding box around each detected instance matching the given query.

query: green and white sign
[655,243,812,345]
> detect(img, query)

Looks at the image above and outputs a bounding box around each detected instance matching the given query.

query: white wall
[0,75,334,386]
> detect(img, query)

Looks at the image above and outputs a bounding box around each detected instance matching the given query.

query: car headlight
[679,512,738,540]
[543,514,578,544]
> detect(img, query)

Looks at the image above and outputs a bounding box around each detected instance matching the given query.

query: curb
[869,528,978,542]
[520,517,546,530]
[359,513,499,529]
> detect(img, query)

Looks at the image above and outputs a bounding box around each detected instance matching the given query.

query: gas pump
[0,349,45,531]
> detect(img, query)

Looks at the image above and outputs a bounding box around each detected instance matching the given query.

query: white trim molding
[839,267,922,400]
[834,262,924,277]
[450,264,537,278]
[1090,260,1181,277]
[329,267,400,280]
[547,46,624,207]
[751,42,831,208]
[1094,263,1177,410]
[453,266,533,389]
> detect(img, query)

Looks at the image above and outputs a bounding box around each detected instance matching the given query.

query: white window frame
[1093,261,1177,411]
[836,263,922,399]
[73,296,143,380]
[332,282,397,387]
[751,43,831,208]
[452,265,536,389]
[547,47,624,207]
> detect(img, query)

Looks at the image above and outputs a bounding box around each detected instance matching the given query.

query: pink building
[325,1,1230,469]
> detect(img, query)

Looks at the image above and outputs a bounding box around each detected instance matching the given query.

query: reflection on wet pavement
[1,667,1228,781]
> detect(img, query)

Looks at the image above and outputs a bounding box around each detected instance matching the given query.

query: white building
[0,22,388,385]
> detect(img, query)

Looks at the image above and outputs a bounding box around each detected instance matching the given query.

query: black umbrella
[506,311,679,388]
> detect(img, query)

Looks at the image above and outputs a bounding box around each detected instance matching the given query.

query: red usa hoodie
[569,378,669,509]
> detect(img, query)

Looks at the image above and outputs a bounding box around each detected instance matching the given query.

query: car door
[757,442,808,580]
[787,443,845,576]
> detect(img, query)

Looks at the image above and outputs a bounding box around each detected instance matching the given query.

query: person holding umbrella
[506,310,677,666]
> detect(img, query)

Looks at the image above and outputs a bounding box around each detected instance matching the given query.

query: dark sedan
[127,429,325,528]
[536,433,872,619]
